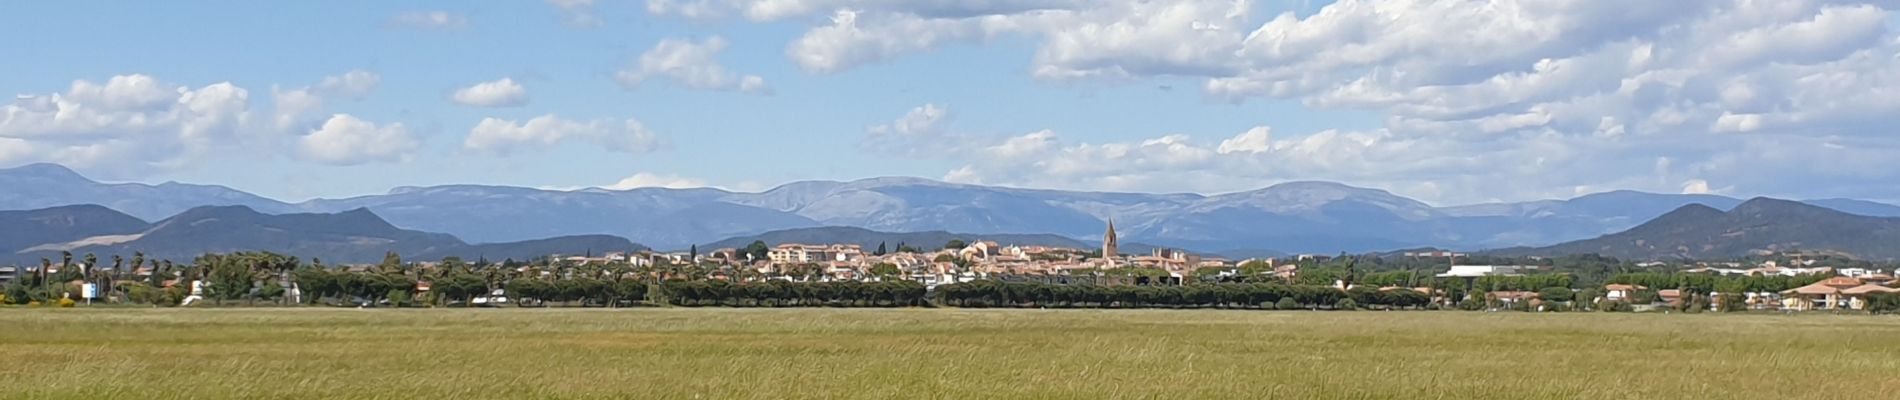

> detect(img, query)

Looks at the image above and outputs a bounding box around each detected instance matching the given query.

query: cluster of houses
[1449,263,1900,312]
[539,222,1279,287]
[555,241,1254,288]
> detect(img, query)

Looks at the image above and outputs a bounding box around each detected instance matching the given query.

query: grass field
[2,309,1898,399]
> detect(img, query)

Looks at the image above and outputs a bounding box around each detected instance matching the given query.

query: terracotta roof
[1820,277,1864,288]
[1605,284,1646,291]
[1842,284,1900,295]
[1490,291,1538,300]
[1783,282,1841,295]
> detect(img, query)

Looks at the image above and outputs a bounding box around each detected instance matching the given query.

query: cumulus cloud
[593,172,709,190]
[451,78,529,108]
[862,103,957,155]
[0,71,412,175]
[0,74,250,174]
[299,114,421,165]
[867,103,947,138]
[269,70,381,136]
[910,103,1900,204]
[617,36,769,94]
[387,11,471,30]
[464,114,665,155]
[680,0,1900,202]
[1216,126,1271,155]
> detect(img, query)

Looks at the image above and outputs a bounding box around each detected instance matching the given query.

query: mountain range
[0,205,643,265]
[700,226,1168,256]
[1501,198,1900,261]
[5,163,1900,255]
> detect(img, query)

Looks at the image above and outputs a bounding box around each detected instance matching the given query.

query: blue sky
[3,1,1898,205]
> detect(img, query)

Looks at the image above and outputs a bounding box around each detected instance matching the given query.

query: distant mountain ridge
[5,163,1899,255]
[699,226,1165,256]
[1,204,645,265]
[1500,198,1900,261]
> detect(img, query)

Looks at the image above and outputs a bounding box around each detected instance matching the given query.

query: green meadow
[2,308,1897,399]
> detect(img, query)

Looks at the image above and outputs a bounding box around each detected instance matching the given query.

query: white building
[1436,265,1529,278]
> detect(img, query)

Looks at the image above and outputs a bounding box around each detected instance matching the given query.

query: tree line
[659,280,927,307]
[930,281,1432,310]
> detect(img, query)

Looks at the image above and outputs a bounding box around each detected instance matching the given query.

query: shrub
[1867,293,1900,314]
[1596,300,1634,312]
[1457,293,1486,311]
[1259,301,1276,310]
[1,283,25,305]
[1716,293,1746,313]
[260,283,285,301]
[386,290,412,307]
[57,297,77,308]
[1537,287,1575,303]
[1275,297,1299,310]
[162,285,190,307]
[1335,298,1359,310]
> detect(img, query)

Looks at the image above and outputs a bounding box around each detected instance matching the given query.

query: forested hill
[1502,198,1900,261]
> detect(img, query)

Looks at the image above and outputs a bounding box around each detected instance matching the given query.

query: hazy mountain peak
[1,162,85,180]
[844,176,956,188]
[1730,197,1829,216]
[1653,203,1728,221]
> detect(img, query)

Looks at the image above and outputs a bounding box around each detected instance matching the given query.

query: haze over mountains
[0,204,640,265]
[5,163,1900,257]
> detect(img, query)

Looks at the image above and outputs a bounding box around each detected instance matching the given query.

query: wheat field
[2,308,1897,399]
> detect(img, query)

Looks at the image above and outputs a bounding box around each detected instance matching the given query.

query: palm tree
[37,258,52,302]
[108,255,124,303]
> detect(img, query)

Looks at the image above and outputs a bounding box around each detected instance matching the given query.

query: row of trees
[930,281,1433,310]
[1605,272,1833,293]
[660,280,927,307]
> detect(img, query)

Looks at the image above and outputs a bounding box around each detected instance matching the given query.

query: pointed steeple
[1102,218,1119,265]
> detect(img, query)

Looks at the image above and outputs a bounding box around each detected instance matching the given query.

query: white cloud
[1681,179,1713,195]
[548,0,602,27]
[942,165,983,184]
[862,103,958,155]
[387,11,471,30]
[1217,126,1271,154]
[1712,112,1764,133]
[0,74,253,174]
[541,171,720,191]
[866,103,947,138]
[271,70,381,132]
[786,9,1005,73]
[617,36,769,94]
[464,114,664,155]
[595,172,709,190]
[312,70,380,100]
[0,71,412,174]
[451,78,529,108]
[684,0,1900,202]
[299,114,421,165]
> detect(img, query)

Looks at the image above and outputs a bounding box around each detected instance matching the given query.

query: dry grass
[1,308,1897,399]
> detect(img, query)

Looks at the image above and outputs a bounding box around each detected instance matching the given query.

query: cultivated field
[2,308,1897,399]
